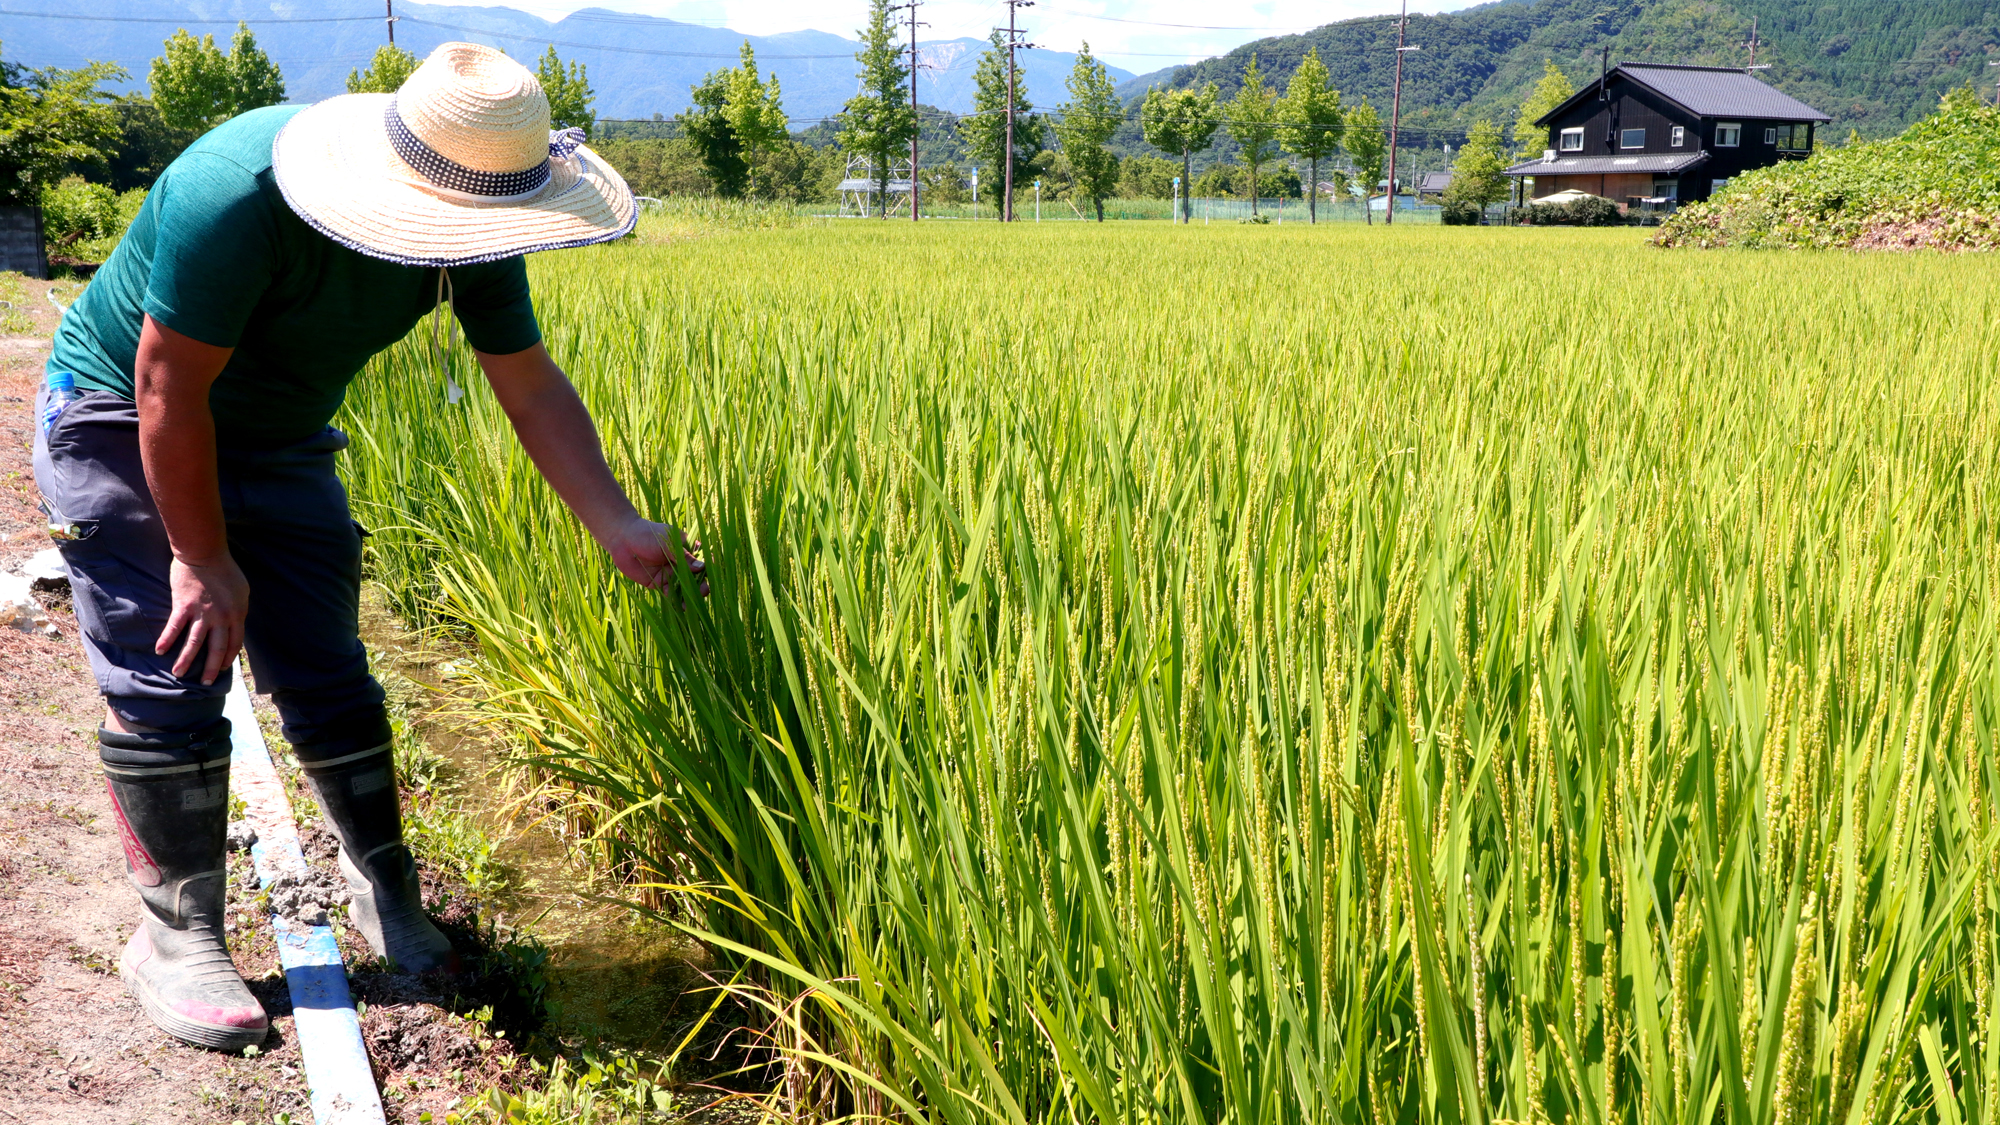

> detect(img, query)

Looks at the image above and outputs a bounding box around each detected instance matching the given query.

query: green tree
[1226,54,1278,218]
[1276,46,1342,223]
[1140,82,1218,223]
[681,43,787,199]
[837,0,916,219]
[722,43,787,163]
[680,70,747,197]
[536,46,595,136]
[102,97,198,190]
[1053,42,1121,222]
[1443,118,1509,216]
[592,137,711,198]
[1511,60,1574,158]
[347,44,419,95]
[149,23,285,134]
[961,31,1042,218]
[0,51,124,207]
[1117,154,1177,199]
[225,23,283,115]
[1343,98,1386,225]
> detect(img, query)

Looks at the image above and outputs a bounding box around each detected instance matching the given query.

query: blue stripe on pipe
[225,665,387,1125]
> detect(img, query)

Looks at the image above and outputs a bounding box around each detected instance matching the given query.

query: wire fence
[814,196,1444,223]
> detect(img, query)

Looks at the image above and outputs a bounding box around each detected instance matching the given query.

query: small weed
[407,802,505,896]
[65,943,113,975]
[470,1053,677,1124]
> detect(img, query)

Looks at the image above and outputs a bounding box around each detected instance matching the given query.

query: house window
[1764,127,1778,144]
[1559,128,1584,152]
[1711,178,1731,195]
[1775,124,1811,151]
[1671,126,1685,147]
[1621,128,1646,149]
[1714,123,1741,147]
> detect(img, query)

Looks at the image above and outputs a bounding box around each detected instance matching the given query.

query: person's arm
[474,342,705,594]
[133,314,247,686]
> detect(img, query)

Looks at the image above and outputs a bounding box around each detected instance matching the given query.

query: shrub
[1513,195,1622,226]
[40,176,146,259]
[39,176,116,241]
[1563,194,1622,226]
[1439,199,1482,225]
[1656,86,2000,250]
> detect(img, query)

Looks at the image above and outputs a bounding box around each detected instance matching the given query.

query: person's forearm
[492,362,640,543]
[135,337,229,564]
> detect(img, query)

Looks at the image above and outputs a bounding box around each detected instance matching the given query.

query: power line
[392,17,858,60]
[0,8,376,23]
[1052,11,1326,32]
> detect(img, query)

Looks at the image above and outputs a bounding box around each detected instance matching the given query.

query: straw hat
[273,41,636,267]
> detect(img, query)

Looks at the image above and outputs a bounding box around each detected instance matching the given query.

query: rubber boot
[296,742,458,973]
[101,722,270,1052]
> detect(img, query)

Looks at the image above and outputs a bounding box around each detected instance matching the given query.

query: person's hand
[607,517,707,597]
[157,552,249,685]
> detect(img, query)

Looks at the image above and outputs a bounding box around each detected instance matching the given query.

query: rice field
[339,220,2000,1125]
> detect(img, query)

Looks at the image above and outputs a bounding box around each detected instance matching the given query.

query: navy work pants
[32,388,388,754]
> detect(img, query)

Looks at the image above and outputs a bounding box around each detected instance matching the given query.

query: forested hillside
[1115,0,1998,154]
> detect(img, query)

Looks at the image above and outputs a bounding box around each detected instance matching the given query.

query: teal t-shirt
[50,104,542,449]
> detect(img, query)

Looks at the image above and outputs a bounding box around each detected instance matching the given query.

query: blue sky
[416,0,1467,75]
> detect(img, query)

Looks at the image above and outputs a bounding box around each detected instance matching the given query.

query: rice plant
[339,222,2000,1125]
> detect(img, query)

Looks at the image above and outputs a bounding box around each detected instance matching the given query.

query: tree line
[0,6,1583,246]
[654,0,1589,224]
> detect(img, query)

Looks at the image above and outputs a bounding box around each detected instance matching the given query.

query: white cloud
[414,0,1453,74]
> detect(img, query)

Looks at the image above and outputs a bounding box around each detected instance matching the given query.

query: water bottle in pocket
[39,370,75,437]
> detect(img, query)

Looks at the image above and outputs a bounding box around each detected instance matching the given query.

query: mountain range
[0,1,1132,124]
[5,0,1994,149]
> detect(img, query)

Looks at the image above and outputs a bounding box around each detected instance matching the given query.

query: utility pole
[999,0,1035,222]
[902,0,927,221]
[385,0,396,44]
[1384,0,1420,226]
[1744,19,1770,71]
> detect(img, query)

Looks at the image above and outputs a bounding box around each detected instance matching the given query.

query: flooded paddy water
[357,590,721,1064]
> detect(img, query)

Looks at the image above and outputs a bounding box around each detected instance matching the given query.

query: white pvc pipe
[226,664,386,1124]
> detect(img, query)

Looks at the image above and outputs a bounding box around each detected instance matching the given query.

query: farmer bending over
[32,43,701,1052]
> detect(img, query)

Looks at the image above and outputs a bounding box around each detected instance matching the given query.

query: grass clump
[1657,86,2000,250]
[340,221,2000,1125]
[0,271,35,334]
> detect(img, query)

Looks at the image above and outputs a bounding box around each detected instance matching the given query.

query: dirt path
[0,277,313,1123]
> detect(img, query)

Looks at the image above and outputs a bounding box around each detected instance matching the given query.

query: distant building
[1417,171,1454,198]
[1503,63,1830,208]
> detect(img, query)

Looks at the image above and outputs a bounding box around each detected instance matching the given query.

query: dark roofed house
[1504,63,1830,209]
[1417,171,1454,198]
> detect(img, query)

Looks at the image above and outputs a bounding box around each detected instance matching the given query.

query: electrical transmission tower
[998,0,1036,222]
